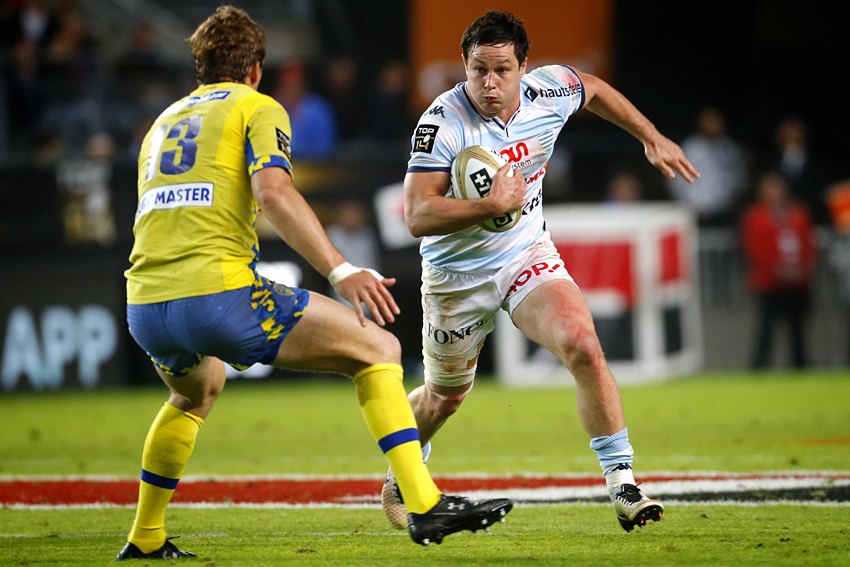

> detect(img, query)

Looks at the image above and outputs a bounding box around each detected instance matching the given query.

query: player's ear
[245,61,262,89]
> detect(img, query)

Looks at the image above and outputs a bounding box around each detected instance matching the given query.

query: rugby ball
[450,145,522,232]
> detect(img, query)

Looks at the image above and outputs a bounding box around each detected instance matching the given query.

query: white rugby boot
[612,483,664,532]
[381,466,409,529]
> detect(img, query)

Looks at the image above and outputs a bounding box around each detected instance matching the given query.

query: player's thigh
[273,291,399,376]
[420,268,500,387]
[511,278,599,357]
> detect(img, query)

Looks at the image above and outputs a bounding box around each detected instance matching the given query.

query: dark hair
[186,5,266,84]
[461,11,530,64]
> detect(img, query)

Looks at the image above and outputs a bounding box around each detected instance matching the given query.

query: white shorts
[421,233,575,387]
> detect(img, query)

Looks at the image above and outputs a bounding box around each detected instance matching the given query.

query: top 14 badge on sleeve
[413,124,440,153]
[276,127,292,161]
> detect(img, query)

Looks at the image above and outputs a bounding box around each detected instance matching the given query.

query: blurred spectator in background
[3,38,46,155]
[111,25,175,154]
[273,59,337,160]
[825,181,850,364]
[113,24,162,109]
[125,113,155,164]
[37,0,107,158]
[0,0,59,49]
[668,107,747,225]
[56,131,116,246]
[30,130,65,166]
[741,172,817,369]
[368,60,415,146]
[773,117,828,225]
[322,56,367,144]
[117,23,160,68]
[2,0,60,158]
[326,200,381,311]
[605,169,643,204]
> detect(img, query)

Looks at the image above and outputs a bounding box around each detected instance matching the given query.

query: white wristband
[328,263,385,286]
[363,268,385,281]
[328,262,360,286]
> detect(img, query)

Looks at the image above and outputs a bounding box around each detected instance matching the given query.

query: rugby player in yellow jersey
[117,6,511,560]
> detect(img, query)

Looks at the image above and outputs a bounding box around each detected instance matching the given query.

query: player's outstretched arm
[251,167,399,327]
[576,70,700,184]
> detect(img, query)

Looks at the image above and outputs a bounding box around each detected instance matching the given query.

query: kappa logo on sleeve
[426,105,445,118]
[276,127,292,161]
[413,124,440,153]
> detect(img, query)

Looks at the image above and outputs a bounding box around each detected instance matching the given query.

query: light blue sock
[421,441,431,463]
[589,428,636,494]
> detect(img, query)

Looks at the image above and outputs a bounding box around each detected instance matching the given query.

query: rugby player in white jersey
[382,10,700,533]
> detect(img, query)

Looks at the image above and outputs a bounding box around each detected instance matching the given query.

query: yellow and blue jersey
[126,82,293,304]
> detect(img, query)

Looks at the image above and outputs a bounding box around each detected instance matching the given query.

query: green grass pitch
[1,371,849,565]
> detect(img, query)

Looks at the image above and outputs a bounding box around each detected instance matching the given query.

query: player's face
[464,43,527,122]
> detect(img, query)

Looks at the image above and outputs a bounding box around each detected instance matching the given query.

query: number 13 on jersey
[145,116,203,182]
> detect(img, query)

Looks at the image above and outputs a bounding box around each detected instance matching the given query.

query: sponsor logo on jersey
[156,91,231,122]
[413,124,439,153]
[157,91,231,121]
[500,142,530,167]
[498,139,541,171]
[426,317,492,345]
[505,260,564,299]
[541,84,581,98]
[524,83,581,100]
[521,185,543,216]
[185,90,231,107]
[426,105,445,118]
[525,163,547,185]
[276,127,292,161]
[136,182,214,220]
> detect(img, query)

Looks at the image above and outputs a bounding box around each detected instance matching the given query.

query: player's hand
[644,134,700,183]
[488,163,527,215]
[334,270,400,327]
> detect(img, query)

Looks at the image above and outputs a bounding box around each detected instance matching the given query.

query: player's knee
[162,358,226,413]
[433,394,464,418]
[424,384,469,419]
[561,326,605,373]
[204,372,226,402]
[167,377,223,415]
[365,329,402,366]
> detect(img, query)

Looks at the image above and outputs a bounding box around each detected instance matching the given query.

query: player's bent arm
[251,166,399,326]
[578,71,657,146]
[576,70,699,183]
[252,166,347,277]
[404,167,525,237]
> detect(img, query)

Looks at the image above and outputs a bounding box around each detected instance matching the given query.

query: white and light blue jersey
[408,65,585,272]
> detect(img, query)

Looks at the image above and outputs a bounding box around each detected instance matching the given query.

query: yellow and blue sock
[127,402,203,553]
[354,364,441,514]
